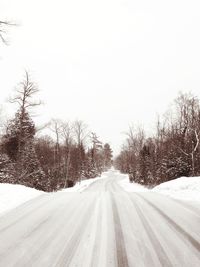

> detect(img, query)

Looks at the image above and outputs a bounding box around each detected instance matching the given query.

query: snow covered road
[0,170,200,266]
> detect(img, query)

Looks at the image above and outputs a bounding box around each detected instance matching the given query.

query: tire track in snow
[0,194,92,267]
[0,197,74,265]
[111,193,129,267]
[90,197,103,267]
[0,194,78,256]
[53,197,96,267]
[136,194,200,255]
[133,201,174,267]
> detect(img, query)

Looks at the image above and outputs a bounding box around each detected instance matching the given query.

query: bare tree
[73,120,88,146]
[9,71,41,153]
[35,122,51,135]
[49,119,62,166]
[126,125,145,156]
[174,93,200,176]
[10,71,41,110]
[60,121,74,187]
[0,20,15,45]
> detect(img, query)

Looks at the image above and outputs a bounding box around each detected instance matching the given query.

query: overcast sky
[1,0,200,155]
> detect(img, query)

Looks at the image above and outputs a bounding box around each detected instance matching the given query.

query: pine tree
[4,109,35,160]
[84,150,98,178]
[0,153,15,183]
[18,140,46,190]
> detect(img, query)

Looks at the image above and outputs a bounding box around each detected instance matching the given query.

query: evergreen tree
[17,140,46,190]
[4,109,35,160]
[0,153,15,183]
[2,72,45,189]
[84,149,98,178]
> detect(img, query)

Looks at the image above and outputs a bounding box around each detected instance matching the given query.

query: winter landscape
[0,0,200,266]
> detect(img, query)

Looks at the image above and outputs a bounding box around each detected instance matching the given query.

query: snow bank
[0,183,44,215]
[0,174,106,214]
[61,174,107,192]
[118,175,200,202]
[153,176,200,202]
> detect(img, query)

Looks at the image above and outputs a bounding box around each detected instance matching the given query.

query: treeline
[115,93,200,186]
[0,72,113,191]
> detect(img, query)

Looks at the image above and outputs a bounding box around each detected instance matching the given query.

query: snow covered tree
[115,93,200,187]
[103,143,113,170]
[2,72,46,189]
[84,149,98,178]
[4,109,35,160]
[0,153,15,183]
[17,140,46,190]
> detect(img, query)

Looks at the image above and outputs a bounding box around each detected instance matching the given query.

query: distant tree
[73,120,88,146]
[103,143,113,170]
[90,132,103,175]
[60,121,73,188]
[48,119,63,187]
[73,120,88,181]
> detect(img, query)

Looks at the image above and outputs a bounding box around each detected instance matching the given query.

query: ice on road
[0,170,199,266]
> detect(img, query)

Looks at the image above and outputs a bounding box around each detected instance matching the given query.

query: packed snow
[0,183,44,215]
[118,175,200,202]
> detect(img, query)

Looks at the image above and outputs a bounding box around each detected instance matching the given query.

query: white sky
[1,0,200,155]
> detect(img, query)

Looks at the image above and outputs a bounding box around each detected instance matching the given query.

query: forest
[115,92,200,186]
[0,72,113,192]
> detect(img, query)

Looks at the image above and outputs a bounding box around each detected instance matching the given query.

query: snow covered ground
[1,172,199,217]
[1,170,200,266]
[0,174,106,215]
[118,175,200,202]
[0,183,44,215]
[152,176,200,202]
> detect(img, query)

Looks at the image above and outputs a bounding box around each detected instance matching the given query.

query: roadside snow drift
[61,174,107,192]
[118,175,200,202]
[0,174,106,214]
[0,183,44,215]
[153,176,200,202]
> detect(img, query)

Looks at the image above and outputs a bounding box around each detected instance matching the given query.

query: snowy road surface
[0,170,200,267]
